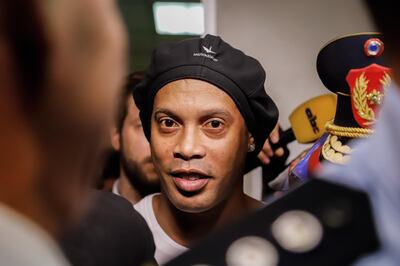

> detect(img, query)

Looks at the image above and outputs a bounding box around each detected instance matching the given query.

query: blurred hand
[287,148,310,186]
[258,123,285,165]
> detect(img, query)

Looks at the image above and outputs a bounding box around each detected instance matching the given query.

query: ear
[247,134,255,153]
[248,134,255,146]
[110,126,121,151]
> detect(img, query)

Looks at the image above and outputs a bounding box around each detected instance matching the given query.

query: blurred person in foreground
[0,0,126,265]
[60,75,156,266]
[110,72,160,204]
[133,34,280,264]
[317,0,400,265]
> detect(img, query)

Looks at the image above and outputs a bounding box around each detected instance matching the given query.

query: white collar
[112,178,121,196]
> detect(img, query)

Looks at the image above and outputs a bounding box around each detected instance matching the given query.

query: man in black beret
[133,34,279,264]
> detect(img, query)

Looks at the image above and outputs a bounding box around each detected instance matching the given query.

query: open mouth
[170,171,211,193]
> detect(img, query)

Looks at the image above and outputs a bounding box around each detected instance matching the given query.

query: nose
[173,126,206,160]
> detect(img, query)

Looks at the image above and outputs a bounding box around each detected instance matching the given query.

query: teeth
[185,176,200,180]
[176,174,203,180]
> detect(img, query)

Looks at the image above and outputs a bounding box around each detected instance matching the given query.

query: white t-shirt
[112,178,121,196]
[134,193,188,265]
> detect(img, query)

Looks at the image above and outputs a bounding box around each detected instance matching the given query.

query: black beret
[133,34,278,155]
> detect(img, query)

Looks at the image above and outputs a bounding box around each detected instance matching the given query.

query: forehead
[126,96,140,116]
[153,79,240,115]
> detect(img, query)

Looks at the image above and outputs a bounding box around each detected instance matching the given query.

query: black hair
[116,71,145,131]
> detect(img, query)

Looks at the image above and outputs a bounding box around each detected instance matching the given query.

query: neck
[118,169,143,204]
[154,180,262,247]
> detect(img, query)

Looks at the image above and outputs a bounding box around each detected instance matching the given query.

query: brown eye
[205,119,224,129]
[160,118,177,128]
[210,120,222,128]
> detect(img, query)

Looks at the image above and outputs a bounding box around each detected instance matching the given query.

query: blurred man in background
[110,72,160,204]
[0,0,126,264]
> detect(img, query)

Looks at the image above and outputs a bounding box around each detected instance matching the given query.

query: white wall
[215,0,375,199]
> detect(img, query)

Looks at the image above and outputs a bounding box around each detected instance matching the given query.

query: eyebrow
[199,109,233,120]
[153,108,234,121]
[154,108,177,118]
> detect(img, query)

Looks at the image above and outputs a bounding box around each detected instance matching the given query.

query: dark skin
[149,79,262,246]
[258,123,285,164]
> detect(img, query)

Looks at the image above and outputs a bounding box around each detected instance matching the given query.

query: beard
[120,146,160,197]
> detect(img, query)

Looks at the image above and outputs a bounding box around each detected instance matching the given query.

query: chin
[169,191,217,214]
[174,203,212,213]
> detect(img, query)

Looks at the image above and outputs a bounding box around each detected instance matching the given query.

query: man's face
[35,0,127,228]
[120,97,158,188]
[151,79,251,213]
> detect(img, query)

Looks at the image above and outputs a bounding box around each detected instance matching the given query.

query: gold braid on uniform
[321,134,352,165]
[325,120,374,138]
[322,121,373,164]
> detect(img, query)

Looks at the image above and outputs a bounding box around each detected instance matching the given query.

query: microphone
[260,94,337,190]
[271,94,337,148]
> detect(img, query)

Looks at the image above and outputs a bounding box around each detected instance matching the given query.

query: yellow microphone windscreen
[289,94,337,143]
